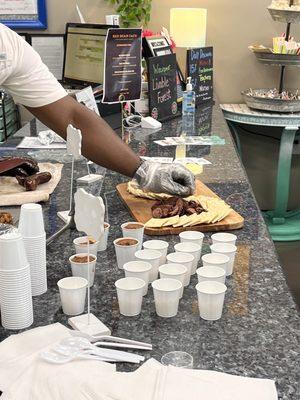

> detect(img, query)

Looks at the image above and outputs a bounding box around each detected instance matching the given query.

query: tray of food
[116,180,244,235]
[253,51,300,66]
[242,88,300,112]
[0,156,63,206]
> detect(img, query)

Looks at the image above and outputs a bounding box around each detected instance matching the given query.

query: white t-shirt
[0,23,67,107]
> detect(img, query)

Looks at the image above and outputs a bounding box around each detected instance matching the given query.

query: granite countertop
[0,104,299,399]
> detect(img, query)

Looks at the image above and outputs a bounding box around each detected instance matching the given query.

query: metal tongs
[70,330,152,351]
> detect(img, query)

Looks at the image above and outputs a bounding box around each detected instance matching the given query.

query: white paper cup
[196,266,226,284]
[114,237,140,270]
[196,281,227,320]
[57,277,87,316]
[98,223,110,252]
[69,253,97,287]
[152,278,182,318]
[22,235,47,296]
[123,261,152,296]
[211,232,237,246]
[202,253,230,269]
[135,249,161,282]
[115,277,145,316]
[210,243,237,276]
[166,252,194,285]
[174,242,201,274]
[143,240,169,264]
[74,236,99,256]
[18,203,45,237]
[0,232,28,270]
[179,231,204,247]
[159,263,187,298]
[121,222,144,250]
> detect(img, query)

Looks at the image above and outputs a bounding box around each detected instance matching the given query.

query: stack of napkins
[0,324,278,400]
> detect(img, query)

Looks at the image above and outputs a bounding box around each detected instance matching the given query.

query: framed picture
[143,35,185,101]
[145,36,172,57]
[0,0,47,30]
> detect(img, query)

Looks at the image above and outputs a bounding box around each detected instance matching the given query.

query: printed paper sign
[102,28,142,103]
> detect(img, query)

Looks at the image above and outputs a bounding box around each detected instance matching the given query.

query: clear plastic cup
[201,253,230,275]
[121,222,144,250]
[114,237,140,269]
[135,249,161,282]
[174,242,201,274]
[69,253,97,287]
[115,277,145,316]
[196,266,226,284]
[210,243,237,276]
[0,232,28,270]
[98,222,110,252]
[196,281,227,321]
[18,203,45,237]
[123,260,152,296]
[143,240,169,264]
[57,277,87,316]
[179,231,204,247]
[73,236,99,256]
[161,351,193,368]
[211,232,237,246]
[152,278,182,318]
[166,252,194,285]
[159,263,187,298]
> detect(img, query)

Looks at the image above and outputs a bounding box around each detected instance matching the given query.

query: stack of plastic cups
[0,232,33,329]
[18,203,47,296]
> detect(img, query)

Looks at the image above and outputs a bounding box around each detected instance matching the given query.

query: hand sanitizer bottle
[182,77,195,116]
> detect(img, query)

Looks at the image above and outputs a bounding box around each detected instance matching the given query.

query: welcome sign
[147,54,178,121]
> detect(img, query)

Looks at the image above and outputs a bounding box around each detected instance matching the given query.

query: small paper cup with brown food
[114,237,140,270]
[73,236,99,256]
[121,222,144,250]
[69,253,97,287]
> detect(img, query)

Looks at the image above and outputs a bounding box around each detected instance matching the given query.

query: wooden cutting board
[116,180,244,236]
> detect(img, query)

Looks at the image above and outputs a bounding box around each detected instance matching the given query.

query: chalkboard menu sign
[187,47,213,105]
[147,54,178,121]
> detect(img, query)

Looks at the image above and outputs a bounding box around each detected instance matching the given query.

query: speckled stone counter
[0,104,299,399]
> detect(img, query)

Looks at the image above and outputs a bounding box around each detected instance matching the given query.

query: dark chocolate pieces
[151,197,204,219]
[16,172,52,191]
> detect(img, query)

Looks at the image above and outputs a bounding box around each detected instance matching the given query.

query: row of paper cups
[115,264,227,320]
[73,221,146,255]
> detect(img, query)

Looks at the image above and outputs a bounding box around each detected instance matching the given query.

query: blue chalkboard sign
[187,47,213,105]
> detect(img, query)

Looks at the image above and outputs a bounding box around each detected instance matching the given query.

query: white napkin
[0,323,70,392]
[2,359,115,400]
[90,359,276,400]
[0,323,116,400]
[159,365,278,400]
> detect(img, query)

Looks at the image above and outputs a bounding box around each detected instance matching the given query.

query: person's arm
[27,96,141,177]
[1,23,195,195]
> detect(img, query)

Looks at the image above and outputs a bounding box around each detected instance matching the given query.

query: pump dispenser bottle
[182,77,195,116]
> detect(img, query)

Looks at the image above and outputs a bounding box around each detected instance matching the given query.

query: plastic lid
[186,77,193,91]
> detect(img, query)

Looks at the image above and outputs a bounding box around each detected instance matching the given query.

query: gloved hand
[134,161,195,197]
